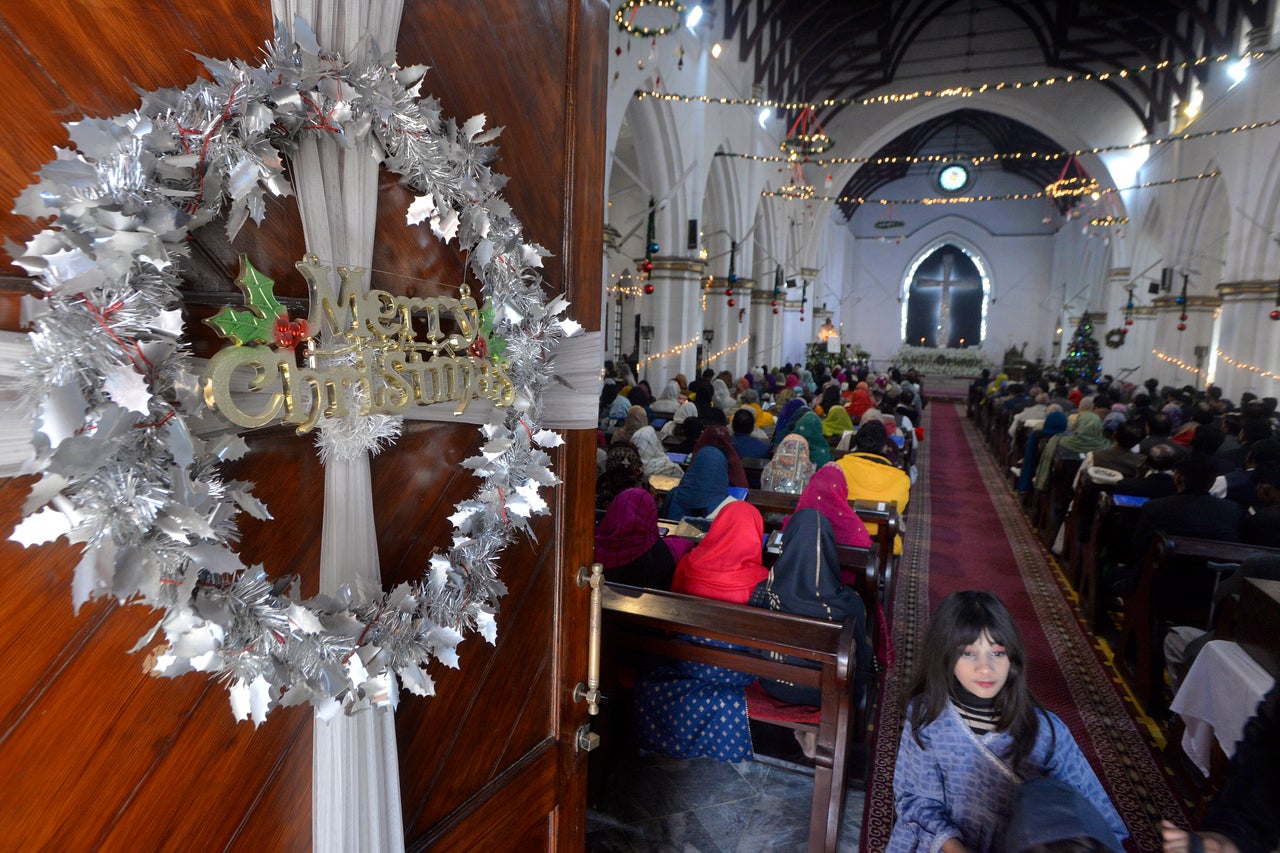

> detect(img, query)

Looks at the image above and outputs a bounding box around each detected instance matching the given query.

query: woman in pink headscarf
[789,464,872,556]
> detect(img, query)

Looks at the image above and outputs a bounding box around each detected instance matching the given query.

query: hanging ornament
[1179,313,1188,321]
[1125,318,1134,326]
[772,308,779,315]
[725,287,733,296]
[648,241,660,254]
[1270,309,1280,320]
[770,300,777,306]
[640,259,653,273]
[780,106,833,157]
[727,298,736,307]
[643,283,654,294]
[1177,322,1187,331]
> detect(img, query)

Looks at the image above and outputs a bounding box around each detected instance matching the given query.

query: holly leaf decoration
[475,303,507,362]
[206,256,288,346]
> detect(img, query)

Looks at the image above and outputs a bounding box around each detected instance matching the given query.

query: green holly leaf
[206,307,276,346]
[489,334,507,359]
[479,303,495,338]
[206,256,286,345]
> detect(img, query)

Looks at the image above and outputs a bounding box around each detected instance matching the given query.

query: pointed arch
[900,235,993,346]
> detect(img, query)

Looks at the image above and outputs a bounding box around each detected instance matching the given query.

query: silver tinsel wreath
[7,20,578,724]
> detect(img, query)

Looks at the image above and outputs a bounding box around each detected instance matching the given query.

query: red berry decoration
[643,283,654,294]
[469,336,489,359]
[273,315,308,348]
[1271,309,1280,321]
[1177,322,1187,331]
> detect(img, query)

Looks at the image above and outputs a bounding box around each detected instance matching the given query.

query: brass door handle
[573,563,603,716]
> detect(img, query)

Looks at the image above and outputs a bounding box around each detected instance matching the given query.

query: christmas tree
[1060,312,1101,382]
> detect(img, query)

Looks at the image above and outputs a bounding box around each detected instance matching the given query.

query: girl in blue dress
[887,591,1127,853]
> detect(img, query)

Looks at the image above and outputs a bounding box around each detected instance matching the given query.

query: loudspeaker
[785,278,798,288]
[1148,281,1160,294]
[1160,267,1173,292]
[687,219,698,251]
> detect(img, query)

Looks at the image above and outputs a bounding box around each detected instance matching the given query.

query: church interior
[0,1,1277,851]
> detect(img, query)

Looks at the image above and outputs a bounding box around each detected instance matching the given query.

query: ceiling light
[1229,57,1249,85]
[758,107,771,128]
[710,42,722,59]
[685,5,702,30]
[1184,88,1203,119]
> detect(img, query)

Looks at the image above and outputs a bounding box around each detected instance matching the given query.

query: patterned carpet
[861,402,1187,853]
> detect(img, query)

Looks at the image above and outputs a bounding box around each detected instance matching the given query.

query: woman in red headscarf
[847,387,875,421]
[671,501,768,604]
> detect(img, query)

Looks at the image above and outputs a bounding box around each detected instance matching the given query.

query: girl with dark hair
[888,591,1125,853]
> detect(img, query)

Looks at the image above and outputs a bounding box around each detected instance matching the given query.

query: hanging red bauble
[1270,309,1280,320]
[772,308,779,314]
[1124,318,1133,326]
[727,298,736,307]
[640,259,653,273]
[1179,313,1188,321]
[1121,327,1128,335]
[770,300,777,306]
[643,283,654,294]
[725,287,733,296]
[1177,322,1187,331]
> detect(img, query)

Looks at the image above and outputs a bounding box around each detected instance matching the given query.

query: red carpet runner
[861,401,1185,853]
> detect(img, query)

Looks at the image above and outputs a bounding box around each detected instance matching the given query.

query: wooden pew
[600,582,875,853]
[1034,451,1084,546]
[1113,534,1280,715]
[1075,492,1146,632]
[745,488,899,610]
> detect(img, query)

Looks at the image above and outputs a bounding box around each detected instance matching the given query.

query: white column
[1149,295,1220,387]
[1214,282,1280,398]
[642,257,705,388]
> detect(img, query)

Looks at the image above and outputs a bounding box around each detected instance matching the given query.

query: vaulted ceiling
[718,0,1271,216]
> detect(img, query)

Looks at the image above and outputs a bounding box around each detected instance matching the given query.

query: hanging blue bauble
[648,242,660,254]
[1175,296,1185,304]
[728,273,739,284]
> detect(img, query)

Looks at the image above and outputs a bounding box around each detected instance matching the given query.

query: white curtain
[269,3,407,852]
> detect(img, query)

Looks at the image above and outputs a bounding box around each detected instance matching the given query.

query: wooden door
[0,1,605,849]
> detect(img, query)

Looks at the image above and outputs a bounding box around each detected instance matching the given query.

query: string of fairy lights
[761,171,1220,205]
[713,118,1280,169]
[635,50,1268,113]
[703,335,751,365]
[1152,347,1201,375]
[638,333,700,369]
[1214,348,1280,383]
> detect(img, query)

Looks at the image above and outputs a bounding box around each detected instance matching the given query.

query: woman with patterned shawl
[761,434,817,495]
[630,425,683,481]
[595,441,646,511]
[593,487,677,589]
[664,445,730,519]
[634,502,768,762]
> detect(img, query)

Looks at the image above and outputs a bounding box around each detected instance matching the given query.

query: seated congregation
[588,358,1280,853]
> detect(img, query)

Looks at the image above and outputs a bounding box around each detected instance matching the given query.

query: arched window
[902,243,988,348]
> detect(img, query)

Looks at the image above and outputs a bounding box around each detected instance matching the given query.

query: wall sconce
[702,328,715,345]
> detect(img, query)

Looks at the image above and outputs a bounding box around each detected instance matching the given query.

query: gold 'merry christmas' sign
[204,255,515,432]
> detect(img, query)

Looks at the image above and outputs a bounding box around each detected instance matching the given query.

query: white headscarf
[711,378,733,411]
[632,426,683,479]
